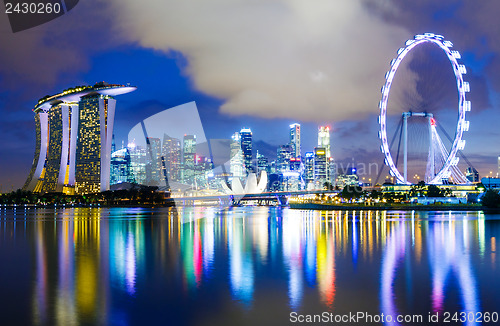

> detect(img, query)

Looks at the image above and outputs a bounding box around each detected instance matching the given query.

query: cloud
[368,0,500,103]
[106,0,411,122]
[0,1,122,103]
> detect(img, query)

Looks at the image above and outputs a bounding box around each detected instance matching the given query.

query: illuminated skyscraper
[75,93,115,194]
[277,145,292,173]
[240,128,253,174]
[162,134,181,182]
[318,126,331,158]
[498,155,500,177]
[23,82,136,194]
[314,147,328,188]
[289,123,301,158]
[257,151,269,174]
[230,132,246,179]
[182,135,196,184]
[465,167,479,183]
[110,147,132,185]
[145,137,162,186]
[40,104,67,193]
[304,152,314,189]
[129,143,147,184]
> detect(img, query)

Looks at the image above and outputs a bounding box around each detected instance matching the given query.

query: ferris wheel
[378,33,471,185]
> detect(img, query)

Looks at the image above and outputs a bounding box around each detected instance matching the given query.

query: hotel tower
[23,82,136,194]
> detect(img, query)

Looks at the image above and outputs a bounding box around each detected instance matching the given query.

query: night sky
[1,0,499,191]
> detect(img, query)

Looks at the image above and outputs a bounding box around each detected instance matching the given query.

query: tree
[370,190,382,200]
[341,185,363,201]
[482,190,500,208]
[410,181,427,197]
[427,185,444,197]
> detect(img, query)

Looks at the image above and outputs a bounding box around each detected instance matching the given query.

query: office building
[257,151,269,174]
[129,143,147,185]
[289,123,301,158]
[230,132,246,180]
[304,152,314,189]
[318,126,331,158]
[314,147,328,188]
[23,82,136,194]
[146,137,162,186]
[276,145,292,173]
[110,147,133,185]
[498,155,500,177]
[240,128,253,174]
[336,167,359,188]
[465,167,480,183]
[182,135,196,184]
[162,134,181,183]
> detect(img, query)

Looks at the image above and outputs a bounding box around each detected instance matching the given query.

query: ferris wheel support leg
[429,117,435,181]
[403,114,408,184]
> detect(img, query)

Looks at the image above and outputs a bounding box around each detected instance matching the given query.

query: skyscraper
[40,104,65,193]
[146,137,162,186]
[304,152,314,189]
[289,123,301,158]
[497,155,500,178]
[162,134,181,182]
[129,143,147,185]
[314,147,328,189]
[182,135,196,184]
[257,151,269,174]
[277,145,292,173]
[465,167,480,183]
[230,132,246,179]
[24,82,136,194]
[240,128,253,174]
[75,92,117,194]
[110,147,133,185]
[318,126,331,158]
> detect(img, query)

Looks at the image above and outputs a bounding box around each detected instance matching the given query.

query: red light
[430,118,436,126]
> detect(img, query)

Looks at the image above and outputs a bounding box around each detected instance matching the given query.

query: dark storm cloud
[0,1,122,104]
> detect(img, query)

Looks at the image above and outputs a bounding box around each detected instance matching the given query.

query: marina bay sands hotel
[23,82,136,194]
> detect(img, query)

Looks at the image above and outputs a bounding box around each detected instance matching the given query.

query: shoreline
[3,203,500,214]
[289,203,500,212]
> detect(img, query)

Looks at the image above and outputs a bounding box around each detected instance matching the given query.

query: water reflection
[0,207,499,325]
[380,215,486,326]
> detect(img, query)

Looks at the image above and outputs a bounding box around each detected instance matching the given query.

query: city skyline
[1,1,500,191]
[10,78,498,194]
[12,83,500,195]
